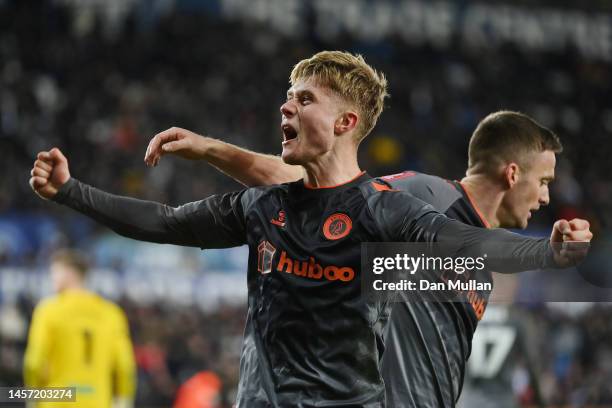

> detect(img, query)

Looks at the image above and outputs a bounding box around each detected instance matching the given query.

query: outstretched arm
[144,127,303,186]
[30,148,247,248]
[371,191,592,272]
[416,213,590,271]
[414,209,591,270]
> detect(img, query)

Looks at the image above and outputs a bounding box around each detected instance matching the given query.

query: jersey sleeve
[23,302,53,388]
[369,191,555,273]
[112,308,136,400]
[432,217,555,272]
[53,178,248,248]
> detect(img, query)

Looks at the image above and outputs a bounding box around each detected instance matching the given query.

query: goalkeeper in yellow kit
[23,249,136,408]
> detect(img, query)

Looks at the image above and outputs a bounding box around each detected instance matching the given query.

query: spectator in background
[23,249,136,408]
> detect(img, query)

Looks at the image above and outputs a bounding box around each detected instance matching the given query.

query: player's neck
[460,174,505,228]
[301,148,362,188]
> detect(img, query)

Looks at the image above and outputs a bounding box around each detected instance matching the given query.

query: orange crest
[323,213,352,240]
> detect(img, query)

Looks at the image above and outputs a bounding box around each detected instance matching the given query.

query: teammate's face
[499,150,556,229]
[280,79,344,165]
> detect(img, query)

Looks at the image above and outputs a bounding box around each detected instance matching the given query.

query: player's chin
[281,148,303,165]
[507,213,529,229]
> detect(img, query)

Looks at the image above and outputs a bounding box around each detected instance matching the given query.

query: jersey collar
[290,171,371,197]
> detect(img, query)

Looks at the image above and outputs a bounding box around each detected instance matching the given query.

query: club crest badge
[323,213,352,240]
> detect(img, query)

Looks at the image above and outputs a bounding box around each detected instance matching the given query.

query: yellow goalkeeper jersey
[24,289,136,408]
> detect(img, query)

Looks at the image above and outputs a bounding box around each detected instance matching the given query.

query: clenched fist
[29,147,71,200]
[549,218,593,268]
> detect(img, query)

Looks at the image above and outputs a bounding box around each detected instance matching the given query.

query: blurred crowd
[2,0,612,406]
[2,0,611,230]
[511,304,612,407]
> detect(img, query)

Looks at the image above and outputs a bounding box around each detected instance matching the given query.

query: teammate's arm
[112,310,136,408]
[30,148,247,248]
[144,127,303,186]
[23,304,52,388]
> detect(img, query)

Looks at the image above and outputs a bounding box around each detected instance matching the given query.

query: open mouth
[282,124,298,142]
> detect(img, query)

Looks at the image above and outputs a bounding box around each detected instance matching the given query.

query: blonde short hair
[290,51,388,140]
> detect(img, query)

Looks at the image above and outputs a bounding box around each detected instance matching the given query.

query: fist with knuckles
[550,218,593,268]
[29,147,70,201]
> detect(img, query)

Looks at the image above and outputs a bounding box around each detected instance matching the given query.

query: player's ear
[503,162,520,189]
[334,111,359,136]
